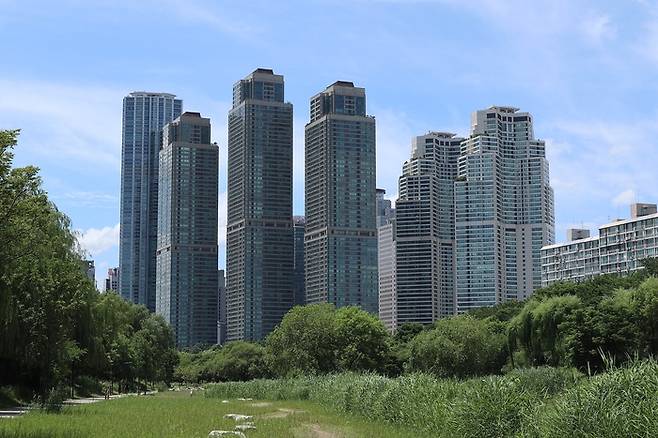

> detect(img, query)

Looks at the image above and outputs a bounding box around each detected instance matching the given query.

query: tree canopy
[0,130,177,395]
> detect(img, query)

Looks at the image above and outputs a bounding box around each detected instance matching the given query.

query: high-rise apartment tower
[455,107,554,312]
[226,69,294,341]
[304,81,378,313]
[156,112,218,348]
[119,92,182,311]
[395,132,463,324]
[293,216,306,307]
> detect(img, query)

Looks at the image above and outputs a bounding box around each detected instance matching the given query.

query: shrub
[205,366,581,436]
[522,360,658,437]
[407,315,507,378]
[39,386,69,413]
[445,367,581,438]
[264,304,390,377]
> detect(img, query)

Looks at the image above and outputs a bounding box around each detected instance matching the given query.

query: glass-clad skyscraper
[119,92,182,311]
[156,112,218,348]
[293,216,306,307]
[304,81,378,313]
[455,107,554,313]
[395,132,462,324]
[226,69,294,341]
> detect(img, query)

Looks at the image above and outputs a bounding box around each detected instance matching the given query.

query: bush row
[206,366,581,437]
[206,360,658,437]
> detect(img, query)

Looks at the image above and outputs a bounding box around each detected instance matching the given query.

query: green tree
[265,304,338,376]
[0,129,96,391]
[407,315,507,378]
[334,306,390,372]
[509,295,583,367]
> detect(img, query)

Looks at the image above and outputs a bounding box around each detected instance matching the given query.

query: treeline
[178,262,658,382]
[0,130,178,397]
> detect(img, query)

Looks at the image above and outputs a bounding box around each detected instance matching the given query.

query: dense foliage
[175,341,267,382]
[266,304,391,376]
[0,130,177,397]
[206,360,658,437]
[406,315,507,377]
[205,365,587,437]
[509,273,658,372]
[177,304,392,382]
[178,268,658,383]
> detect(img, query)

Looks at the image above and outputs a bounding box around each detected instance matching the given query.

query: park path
[0,391,156,419]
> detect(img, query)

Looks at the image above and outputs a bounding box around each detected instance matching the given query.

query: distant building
[455,106,555,313]
[542,203,658,286]
[541,230,599,286]
[395,132,462,324]
[156,111,218,349]
[105,267,119,292]
[293,216,306,306]
[226,69,294,341]
[377,188,396,330]
[304,81,378,314]
[378,221,396,331]
[218,269,227,345]
[376,188,395,227]
[83,260,95,284]
[119,92,182,311]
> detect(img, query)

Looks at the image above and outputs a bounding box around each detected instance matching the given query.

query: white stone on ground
[208,431,246,438]
[235,423,256,431]
[223,414,253,422]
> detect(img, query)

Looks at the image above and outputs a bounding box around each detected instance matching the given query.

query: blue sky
[2,0,658,287]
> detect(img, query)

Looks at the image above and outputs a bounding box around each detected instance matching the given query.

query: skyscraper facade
[226,69,294,341]
[293,216,306,307]
[304,81,378,313]
[542,203,658,286]
[395,132,462,325]
[120,92,182,311]
[217,269,227,345]
[378,220,396,330]
[376,188,394,227]
[455,107,554,313]
[156,112,218,348]
[105,267,120,292]
[376,188,396,330]
[83,260,95,285]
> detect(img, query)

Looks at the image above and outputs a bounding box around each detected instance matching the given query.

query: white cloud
[637,18,658,67]
[55,191,118,207]
[546,116,658,203]
[612,189,636,207]
[77,223,120,257]
[373,108,417,200]
[158,0,261,40]
[581,14,616,45]
[0,79,123,168]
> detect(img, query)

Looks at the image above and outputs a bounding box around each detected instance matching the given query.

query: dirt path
[0,391,156,419]
[293,423,343,438]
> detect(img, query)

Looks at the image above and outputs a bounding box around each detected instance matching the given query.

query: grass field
[204,361,658,438]
[3,360,658,437]
[0,390,418,438]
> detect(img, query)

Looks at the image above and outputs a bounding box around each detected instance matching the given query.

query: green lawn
[0,391,421,438]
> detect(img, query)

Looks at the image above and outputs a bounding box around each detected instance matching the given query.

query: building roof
[600,212,658,229]
[328,80,355,88]
[129,91,177,98]
[488,106,520,113]
[253,68,274,75]
[541,236,600,251]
